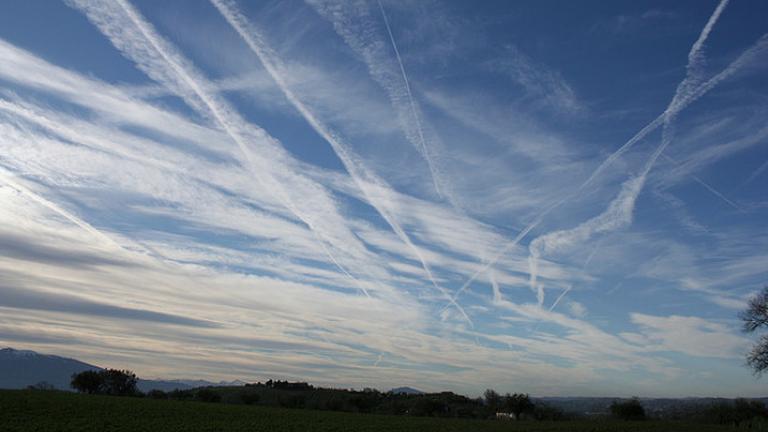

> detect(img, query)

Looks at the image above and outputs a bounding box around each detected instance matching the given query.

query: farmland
[0,390,750,431]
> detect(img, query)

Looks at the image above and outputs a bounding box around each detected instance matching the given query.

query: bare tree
[740,286,768,375]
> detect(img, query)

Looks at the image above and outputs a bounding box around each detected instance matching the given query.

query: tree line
[63,370,768,426]
[66,370,564,420]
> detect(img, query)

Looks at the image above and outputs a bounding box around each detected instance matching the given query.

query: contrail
[0,107,258,297]
[583,237,603,270]
[448,22,768,309]
[526,0,731,306]
[0,144,107,249]
[2,96,372,293]
[548,285,572,313]
[68,0,377,297]
[375,0,441,198]
[528,174,646,306]
[660,153,742,212]
[583,32,765,192]
[488,268,502,304]
[663,0,730,150]
[0,170,119,249]
[442,207,556,310]
[685,0,730,88]
[0,111,120,249]
[655,0,739,214]
[307,0,454,204]
[0,98,183,176]
[317,239,371,298]
[210,0,471,324]
[745,158,768,185]
[692,175,742,211]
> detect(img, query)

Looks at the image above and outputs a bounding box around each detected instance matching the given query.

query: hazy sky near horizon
[0,0,766,397]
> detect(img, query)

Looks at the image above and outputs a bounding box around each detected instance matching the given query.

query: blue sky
[0,0,766,397]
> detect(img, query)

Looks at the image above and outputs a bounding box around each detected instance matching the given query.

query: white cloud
[0,0,766,398]
[568,301,587,318]
[626,313,749,359]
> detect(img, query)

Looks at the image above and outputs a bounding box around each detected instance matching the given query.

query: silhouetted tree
[704,401,736,425]
[196,388,222,403]
[532,402,567,421]
[240,392,260,405]
[733,398,767,427]
[704,399,768,426]
[610,397,646,421]
[147,389,167,399]
[741,286,768,375]
[100,369,138,396]
[71,370,103,394]
[504,393,534,420]
[349,392,379,413]
[279,394,306,409]
[27,381,55,391]
[71,369,138,396]
[323,397,344,411]
[484,389,502,414]
[168,389,193,400]
[410,398,448,417]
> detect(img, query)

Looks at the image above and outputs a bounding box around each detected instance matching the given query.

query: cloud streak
[66,0,390,298]
[449,1,764,310]
[209,0,471,324]
[374,0,445,199]
[523,0,753,306]
[1,0,766,398]
[307,0,455,205]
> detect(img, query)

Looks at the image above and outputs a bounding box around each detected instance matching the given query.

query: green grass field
[0,390,748,432]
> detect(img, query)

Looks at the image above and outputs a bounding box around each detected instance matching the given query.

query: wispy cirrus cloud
[66,0,399,299]
[306,0,455,205]
[209,0,473,323]
[623,313,748,359]
[525,0,765,309]
[1,0,766,398]
[486,44,584,116]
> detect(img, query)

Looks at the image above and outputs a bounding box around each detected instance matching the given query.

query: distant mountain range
[0,347,241,392]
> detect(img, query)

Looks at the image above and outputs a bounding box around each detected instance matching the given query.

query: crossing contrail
[525,0,731,307]
[306,0,455,204]
[375,0,442,198]
[68,0,383,297]
[449,23,768,309]
[210,0,472,324]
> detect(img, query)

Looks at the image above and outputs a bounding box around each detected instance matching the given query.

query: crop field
[0,390,748,432]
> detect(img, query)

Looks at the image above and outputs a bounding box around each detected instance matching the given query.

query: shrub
[147,390,167,399]
[71,370,103,394]
[610,398,646,421]
[349,393,380,413]
[168,389,193,400]
[196,388,221,403]
[532,402,567,421]
[504,393,534,420]
[279,394,306,409]
[70,369,138,396]
[409,398,448,417]
[324,398,344,411]
[26,381,55,391]
[240,392,260,405]
[100,369,139,396]
[704,399,768,426]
